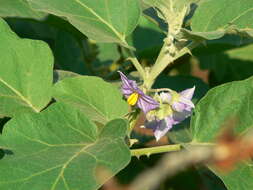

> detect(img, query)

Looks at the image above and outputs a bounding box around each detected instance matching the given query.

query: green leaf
[188,0,253,40]
[0,0,45,19]
[0,18,53,117]
[197,43,253,84]
[180,28,226,41]
[225,43,253,61]
[0,103,130,190]
[27,0,141,47]
[190,76,253,190]
[90,42,122,75]
[142,0,200,9]
[193,34,253,55]
[53,76,128,124]
[53,70,80,84]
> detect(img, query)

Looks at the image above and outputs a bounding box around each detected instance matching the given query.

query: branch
[145,41,199,89]
[131,144,181,157]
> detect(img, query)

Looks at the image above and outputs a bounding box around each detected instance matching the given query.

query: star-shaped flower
[118,71,159,113]
[145,87,195,141]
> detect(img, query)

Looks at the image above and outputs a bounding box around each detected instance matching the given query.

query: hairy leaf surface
[188,0,253,40]
[0,0,45,19]
[53,76,128,124]
[28,0,141,47]
[0,18,53,117]
[0,103,130,190]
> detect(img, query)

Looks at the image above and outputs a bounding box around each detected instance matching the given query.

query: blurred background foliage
[1,2,253,189]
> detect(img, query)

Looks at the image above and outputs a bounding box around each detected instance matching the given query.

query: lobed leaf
[0,103,130,190]
[53,76,128,124]
[0,18,53,117]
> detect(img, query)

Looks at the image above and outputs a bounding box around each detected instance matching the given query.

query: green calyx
[146,103,173,121]
[171,91,180,104]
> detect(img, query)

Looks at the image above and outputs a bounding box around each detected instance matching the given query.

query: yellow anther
[127,93,139,106]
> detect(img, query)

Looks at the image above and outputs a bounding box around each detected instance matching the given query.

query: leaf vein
[73,0,125,41]
[0,77,40,112]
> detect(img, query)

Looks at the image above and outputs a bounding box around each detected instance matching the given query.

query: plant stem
[128,114,140,136]
[126,49,146,80]
[145,41,200,89]
[131,144,181,157]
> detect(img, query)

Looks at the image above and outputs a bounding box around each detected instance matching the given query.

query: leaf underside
[185,0,253,40]
[28,0,141,47]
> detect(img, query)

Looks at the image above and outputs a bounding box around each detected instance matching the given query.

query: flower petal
[155,117,174,141]
[173,110,192,124]
[145,117,174,141]
[155,118,174,141]
[118,71,138,96]
[172,97,195,112]
[180,97,195,107]
[180,86,195,100]
[137,94,159,113]
[172,102,186,112]
[172,87,195,112]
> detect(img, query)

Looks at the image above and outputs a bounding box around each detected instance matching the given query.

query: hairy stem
[145,41,200,89]
[131,144,181,157]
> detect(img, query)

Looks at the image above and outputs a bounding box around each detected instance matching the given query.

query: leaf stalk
[131,144,181,157]
[126,49,146,80]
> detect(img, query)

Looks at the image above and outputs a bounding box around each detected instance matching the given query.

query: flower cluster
[119,72,195,141]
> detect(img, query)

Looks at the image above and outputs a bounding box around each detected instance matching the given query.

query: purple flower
[172,87,195,112]
[171,87,195,124]
[145,116,174,141]
[145,87,195,141]
[158,88,195,124]
[118,71,159,113]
